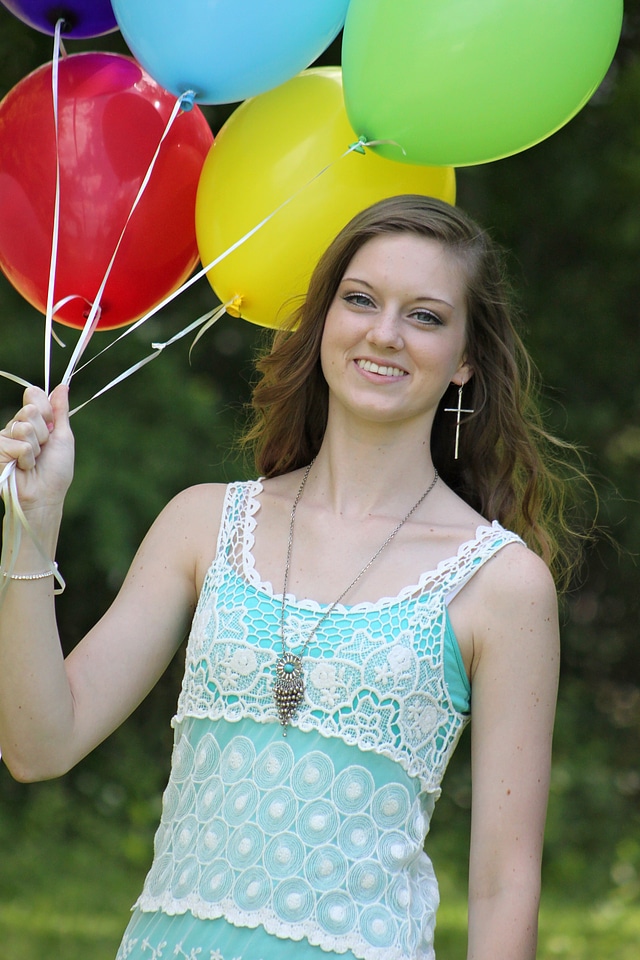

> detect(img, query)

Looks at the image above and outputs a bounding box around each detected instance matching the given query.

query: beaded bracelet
[3,562,58,581]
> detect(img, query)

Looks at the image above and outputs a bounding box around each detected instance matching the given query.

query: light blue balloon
[112,0,349,104]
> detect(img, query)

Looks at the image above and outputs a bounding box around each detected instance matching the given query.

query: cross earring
[444,382,474,460]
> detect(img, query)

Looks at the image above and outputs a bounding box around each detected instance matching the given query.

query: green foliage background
[0,5,639,957]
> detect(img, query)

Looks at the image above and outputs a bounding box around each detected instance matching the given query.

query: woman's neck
[308,419,437,520]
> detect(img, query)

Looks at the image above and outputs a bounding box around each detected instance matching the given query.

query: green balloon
[342,0,623,167]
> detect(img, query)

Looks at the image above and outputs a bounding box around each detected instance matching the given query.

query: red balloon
[0,52,213,329]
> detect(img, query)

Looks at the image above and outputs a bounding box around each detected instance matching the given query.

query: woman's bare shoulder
[466,540,558,663]
[167,480,230,512]
[153,483,231,589]
[479,539,556,605]
[157,481,229,530]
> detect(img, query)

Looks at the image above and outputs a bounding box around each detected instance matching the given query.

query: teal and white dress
[115,480,521,960]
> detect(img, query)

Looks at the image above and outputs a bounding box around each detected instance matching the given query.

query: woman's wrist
[5,514,62,572]
[17,502,64,545]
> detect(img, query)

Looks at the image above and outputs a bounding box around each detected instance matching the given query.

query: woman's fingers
[1,429,40,473]
[0,386,69,474]
[2,398,46,466]
[21,387,54,433]
[7,406,50,445]
[48,384,71,434]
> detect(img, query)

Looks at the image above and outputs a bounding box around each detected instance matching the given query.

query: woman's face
[320,233,473,431]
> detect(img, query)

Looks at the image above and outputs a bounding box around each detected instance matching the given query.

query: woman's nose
[365,309,404,350]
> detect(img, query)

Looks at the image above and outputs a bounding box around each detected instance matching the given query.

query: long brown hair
[243,195,590,588]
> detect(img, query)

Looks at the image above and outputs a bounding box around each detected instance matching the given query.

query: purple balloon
[1,0,117,37]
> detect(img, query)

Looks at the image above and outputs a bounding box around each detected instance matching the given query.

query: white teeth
[356,359,407,377]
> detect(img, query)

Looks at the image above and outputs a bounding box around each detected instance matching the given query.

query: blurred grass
[0,808,140,959]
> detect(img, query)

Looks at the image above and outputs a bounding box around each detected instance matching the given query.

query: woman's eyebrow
[340,275,374,287]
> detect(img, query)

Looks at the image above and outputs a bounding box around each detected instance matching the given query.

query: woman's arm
[0,386,224,781]
[465,545,560,960]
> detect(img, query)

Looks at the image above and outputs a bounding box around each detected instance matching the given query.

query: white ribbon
[42,21,66,394]
[68,301,230,416]
[1,132,382,603]
[59,90,196,387]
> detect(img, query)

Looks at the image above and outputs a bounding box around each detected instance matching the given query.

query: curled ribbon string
[1,135,378,602]
[58,90,196,389]
[68,300,233,417]
[0,304,229,598]
[0,300,231,595]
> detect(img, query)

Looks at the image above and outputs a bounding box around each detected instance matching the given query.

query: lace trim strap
[209,479,261,579]
[442,525,524,605]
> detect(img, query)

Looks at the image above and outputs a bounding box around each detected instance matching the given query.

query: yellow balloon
[196,67,455,328]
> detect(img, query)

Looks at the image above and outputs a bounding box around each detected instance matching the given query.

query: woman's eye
[411,309,442,325]
[343,292,374,308]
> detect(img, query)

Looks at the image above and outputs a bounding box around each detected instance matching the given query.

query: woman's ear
[452,359,474,387]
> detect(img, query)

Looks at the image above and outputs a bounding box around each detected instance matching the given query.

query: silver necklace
[273,461,439,733]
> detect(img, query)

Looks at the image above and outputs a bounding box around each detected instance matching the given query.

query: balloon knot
[349,136,368,155]
[180,90,197,112]
[81,302,102,324]
[226,296,243,319]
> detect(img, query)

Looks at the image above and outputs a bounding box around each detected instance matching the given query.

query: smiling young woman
[0,195,588,960]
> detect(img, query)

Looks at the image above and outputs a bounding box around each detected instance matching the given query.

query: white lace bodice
[174,480,521,792]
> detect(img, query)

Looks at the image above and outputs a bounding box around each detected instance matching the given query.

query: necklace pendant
[273,653,304,734]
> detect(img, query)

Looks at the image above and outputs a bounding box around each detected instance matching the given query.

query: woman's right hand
[0,384,75,523]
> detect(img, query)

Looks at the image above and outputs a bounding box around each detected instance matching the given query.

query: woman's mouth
[356,359,408,377]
